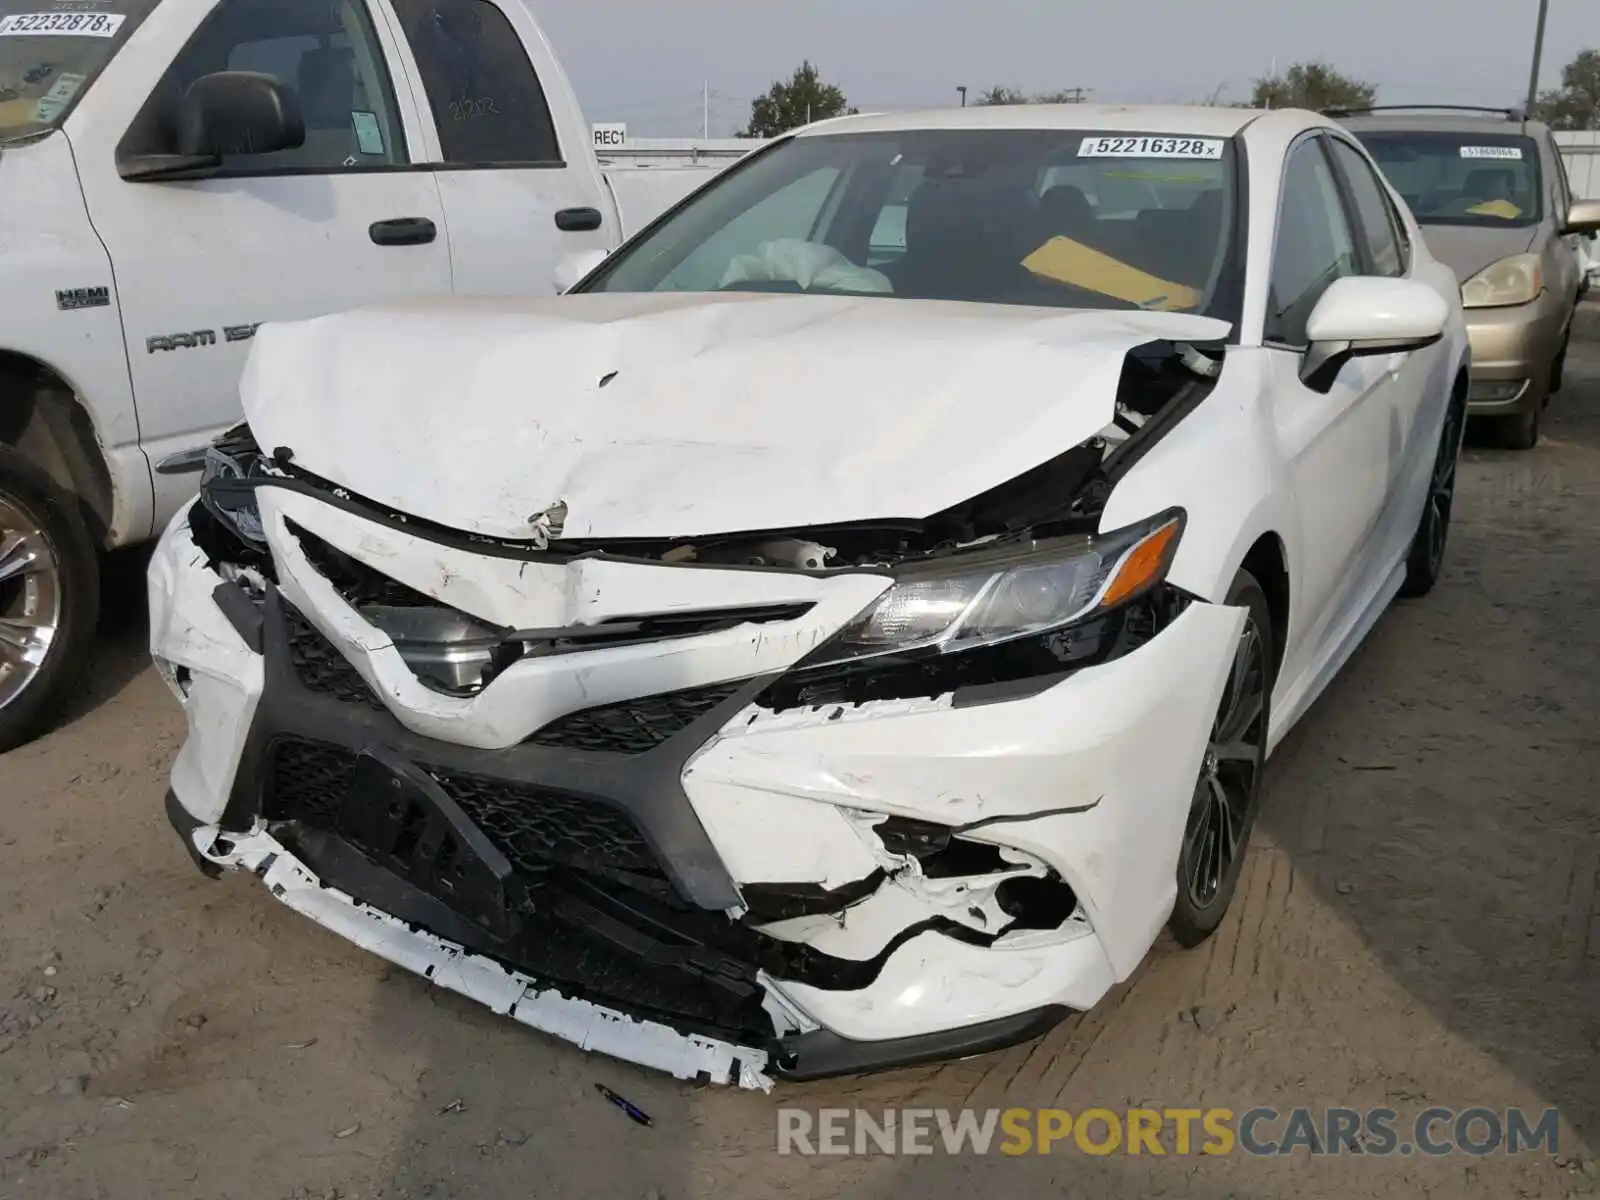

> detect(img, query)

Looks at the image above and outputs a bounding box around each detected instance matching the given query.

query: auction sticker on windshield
[1079,136,1224,160]
[1459,145,1523,160]
[0,11,126,36]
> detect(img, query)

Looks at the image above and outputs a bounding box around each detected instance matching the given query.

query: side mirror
[178,71,304,157]
[120,71,304,181]
[1562,198,1600,236]
[553,248,609,295]
[1299,276,1449,393]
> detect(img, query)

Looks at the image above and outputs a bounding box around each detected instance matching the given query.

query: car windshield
[582,128,1243,317]
[0,0,160,142]
[1351,130,1543,228]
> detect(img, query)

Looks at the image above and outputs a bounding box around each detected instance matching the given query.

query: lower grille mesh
[526,681,746,754]
[263,737,663,879]
[282,605,386,713]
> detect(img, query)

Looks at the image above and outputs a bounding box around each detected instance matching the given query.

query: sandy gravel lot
[2,315,1598,1200]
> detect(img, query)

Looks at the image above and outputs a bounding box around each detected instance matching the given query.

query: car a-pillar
[0,352,109,753]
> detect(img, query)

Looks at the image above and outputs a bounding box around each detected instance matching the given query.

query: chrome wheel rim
[1425,403,1464,575]
[0,493,62,712]
[1182,616,1267,910]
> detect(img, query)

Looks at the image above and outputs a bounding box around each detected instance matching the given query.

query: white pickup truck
[0,0,725,751]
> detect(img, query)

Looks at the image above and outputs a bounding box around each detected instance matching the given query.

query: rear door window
[389,0,560,164]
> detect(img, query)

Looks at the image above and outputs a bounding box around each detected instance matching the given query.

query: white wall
[1556,131,1600,199]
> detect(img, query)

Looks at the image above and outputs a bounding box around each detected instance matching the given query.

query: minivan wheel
[1490,400,1540,451]
[0,446,100,754]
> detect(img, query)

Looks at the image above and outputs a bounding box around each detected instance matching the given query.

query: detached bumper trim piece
[771,1005,1071,1083]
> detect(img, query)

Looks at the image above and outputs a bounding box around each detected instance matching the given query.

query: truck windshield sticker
[31,70,83,121]
[1460,145,1523,160]
[0,11,126,36]
[351,110,384,156]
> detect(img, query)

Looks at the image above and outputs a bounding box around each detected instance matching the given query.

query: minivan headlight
[1461,253,1542,309]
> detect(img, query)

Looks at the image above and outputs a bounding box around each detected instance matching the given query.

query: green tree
[742,61,857,137]
[1248,61,1377,112]
[975,86,1089,106]
[1531,49,1600,130]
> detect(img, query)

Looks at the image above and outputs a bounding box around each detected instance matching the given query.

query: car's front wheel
[1400,390,1466,599]
[0,445,100,754]
[1169,569,1272,948]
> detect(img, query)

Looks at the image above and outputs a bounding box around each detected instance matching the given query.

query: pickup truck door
[382,0,619,296]
[72,0,451,533]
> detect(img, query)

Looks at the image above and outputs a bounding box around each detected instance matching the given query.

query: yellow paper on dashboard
[1022,236,1201,311]
[1466,199,1522,219]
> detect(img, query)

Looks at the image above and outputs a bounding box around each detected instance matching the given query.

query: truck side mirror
[177,71,305,158]
[120,71,305,181]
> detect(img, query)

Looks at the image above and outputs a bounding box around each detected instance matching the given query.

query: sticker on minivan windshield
[1078,136,1224,160]
[1459,145,1523,160]
[0,11,125,36]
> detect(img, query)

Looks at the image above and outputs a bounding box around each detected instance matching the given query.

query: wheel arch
[0,349,115,544]
[1238,531,1290,680]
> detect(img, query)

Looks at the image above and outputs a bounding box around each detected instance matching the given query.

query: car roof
[792,103,1278,140]
[1337,111,1550,137]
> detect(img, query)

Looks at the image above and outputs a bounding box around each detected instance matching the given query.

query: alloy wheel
[0,494,62,712]
[1182,617,1268,910]
[1424,402,1464,577]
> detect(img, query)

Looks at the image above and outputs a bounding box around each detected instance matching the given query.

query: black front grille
[263,737,663,880]
[282,605,387,712]
[430,765,664,878]
[526,681,746,754]
[259,735,774,1043]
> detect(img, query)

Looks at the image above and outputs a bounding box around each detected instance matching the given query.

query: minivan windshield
[582,128,1243,317]
[0,0,159,141]
[1351,130,1543,228]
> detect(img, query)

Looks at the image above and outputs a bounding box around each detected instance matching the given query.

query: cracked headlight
[197,424,269,551]
[809,510,1185,666]
[1461,253,1542,309]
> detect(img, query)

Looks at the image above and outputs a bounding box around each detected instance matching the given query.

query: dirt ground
[3,317,1599,1200]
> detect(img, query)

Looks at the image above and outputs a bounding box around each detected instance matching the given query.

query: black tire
[1169,569,1273,949]
[1489,400,1540,450]
[0,445,100,754]
[1400,392,1466,599]
[1549,334,1567,396]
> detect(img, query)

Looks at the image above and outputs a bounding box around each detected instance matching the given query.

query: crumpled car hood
[242,291,1230,541]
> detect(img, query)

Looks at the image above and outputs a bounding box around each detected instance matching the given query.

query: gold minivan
[1338,106,1600,449]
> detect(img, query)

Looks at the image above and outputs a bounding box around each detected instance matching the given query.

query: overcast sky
[534,0,1595,136]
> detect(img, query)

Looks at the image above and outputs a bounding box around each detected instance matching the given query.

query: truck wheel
[0,445,100,754]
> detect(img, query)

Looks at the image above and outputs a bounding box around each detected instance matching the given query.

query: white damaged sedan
[149,104,1468,1089]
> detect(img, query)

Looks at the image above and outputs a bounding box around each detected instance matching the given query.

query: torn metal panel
[241,294,1227,542]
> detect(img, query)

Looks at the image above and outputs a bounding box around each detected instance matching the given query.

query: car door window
[1326,138,1405,277]
[389,0,560,164]
[118,0,407,172]
[1267,139,1361,346]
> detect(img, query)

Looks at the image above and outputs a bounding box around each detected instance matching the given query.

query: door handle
[369,217,438,246]
[554,206,603,233]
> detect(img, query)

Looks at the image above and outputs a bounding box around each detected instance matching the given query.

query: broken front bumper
[149,501,1241,1087]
